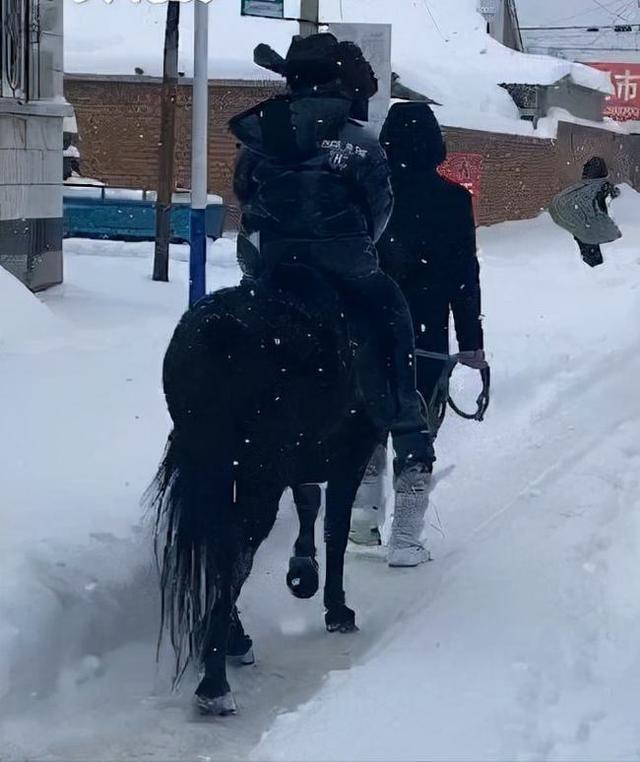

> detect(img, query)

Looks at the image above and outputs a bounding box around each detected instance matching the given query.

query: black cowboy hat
[254,33,378,121]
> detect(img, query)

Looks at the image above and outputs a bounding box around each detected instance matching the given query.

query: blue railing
[63,186,226,244]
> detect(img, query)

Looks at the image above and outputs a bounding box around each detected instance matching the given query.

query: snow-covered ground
[2,192,640,760]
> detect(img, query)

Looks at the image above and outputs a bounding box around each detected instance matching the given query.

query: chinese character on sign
[586,62,640,122]
[612,70,640,102]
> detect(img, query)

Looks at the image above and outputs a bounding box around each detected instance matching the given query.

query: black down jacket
[378,102,484,356]
[229,93,393,250]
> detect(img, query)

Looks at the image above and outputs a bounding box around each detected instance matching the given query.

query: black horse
[149,263,396,715]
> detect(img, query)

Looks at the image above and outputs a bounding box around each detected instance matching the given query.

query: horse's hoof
[194,691,237,716]
[287,556,319,599]
[227,646,255,667]
[325,605,358,633]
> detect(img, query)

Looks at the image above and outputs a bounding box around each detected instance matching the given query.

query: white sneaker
[349,524,382,546]
[387,544,431,567]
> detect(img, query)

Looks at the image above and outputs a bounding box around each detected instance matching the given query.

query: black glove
[457,349,489,370]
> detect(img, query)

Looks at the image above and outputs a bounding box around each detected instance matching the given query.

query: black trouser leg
[575,238,604,268]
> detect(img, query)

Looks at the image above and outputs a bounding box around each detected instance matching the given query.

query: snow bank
[0,266,62,351]
[0,238,240,709]
[65,0,610,137]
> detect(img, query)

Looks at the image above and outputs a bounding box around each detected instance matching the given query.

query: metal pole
[189,0,209,307]
[153,0,180,283]
[299,0,319,37]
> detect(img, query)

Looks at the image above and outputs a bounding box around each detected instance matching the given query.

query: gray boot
[388,465,431,567]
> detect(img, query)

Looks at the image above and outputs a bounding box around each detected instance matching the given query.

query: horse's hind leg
[195,481,282,714]
[194,558,237,716]
[287,483,321,599]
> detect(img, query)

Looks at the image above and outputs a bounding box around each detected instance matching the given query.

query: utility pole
[189,0,209,306]
[153,0,180,282]
[299,0,319,37]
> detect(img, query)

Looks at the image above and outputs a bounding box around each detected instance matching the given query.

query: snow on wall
[0,266,63,351]
[64,0,611,136]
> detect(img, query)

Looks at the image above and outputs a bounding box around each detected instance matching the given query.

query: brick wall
[443,123,640,226]
[443,127,557,225]
[65,75,283,227]
[65,75,640,230]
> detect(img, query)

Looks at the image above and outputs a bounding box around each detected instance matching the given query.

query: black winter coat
[377,170,483,355]
[230,94,393,249]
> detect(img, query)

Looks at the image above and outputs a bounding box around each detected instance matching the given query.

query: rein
[415,349,491,433]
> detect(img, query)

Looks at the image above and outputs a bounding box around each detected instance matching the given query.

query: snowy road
[2,193,640,760]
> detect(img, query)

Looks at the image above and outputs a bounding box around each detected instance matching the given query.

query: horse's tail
[147,419,234,685]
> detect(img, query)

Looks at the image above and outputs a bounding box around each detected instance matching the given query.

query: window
[1,0,40,100]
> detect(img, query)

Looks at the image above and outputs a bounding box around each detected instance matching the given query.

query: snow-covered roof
[63,0,614,136]
[64,0,292,81]
[481,44,613,95]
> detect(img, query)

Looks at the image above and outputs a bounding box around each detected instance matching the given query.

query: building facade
[0,0,68,291]
[65,75,282,229]
[502,77,606,125]
[521,26,640,124]
[64,74,640,229]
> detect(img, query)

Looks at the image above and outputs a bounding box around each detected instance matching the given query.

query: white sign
[327,22,392,137]
[478,0,500,20]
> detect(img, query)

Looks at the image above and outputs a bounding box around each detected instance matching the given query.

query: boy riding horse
[230,34,434,480]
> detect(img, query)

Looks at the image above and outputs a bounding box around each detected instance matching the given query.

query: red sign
[438,153,483,220]
[587,62,640,121]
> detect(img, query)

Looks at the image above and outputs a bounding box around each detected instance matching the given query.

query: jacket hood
[380,101,446,175]
[229,94,352,160]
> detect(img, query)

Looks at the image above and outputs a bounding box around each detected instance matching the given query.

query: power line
[522,24,640,31]
[421,0,444,38]
[521,0,640,55]
[529,46,640,51]
[589,24,622,48]
[591,0,634,22]
[540,0,634,26]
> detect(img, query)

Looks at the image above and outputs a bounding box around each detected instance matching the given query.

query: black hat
[254,33,378,120]
[254,34,340,84]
